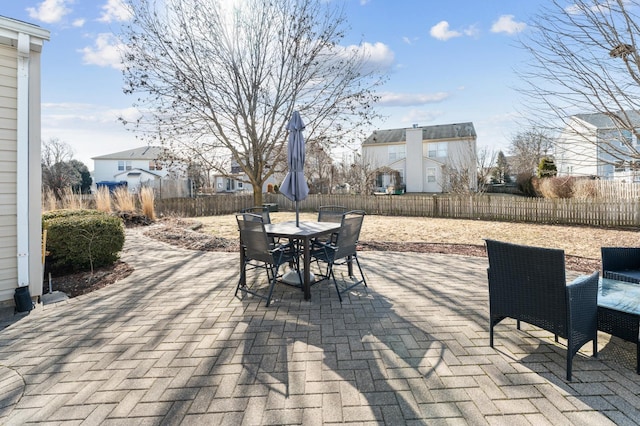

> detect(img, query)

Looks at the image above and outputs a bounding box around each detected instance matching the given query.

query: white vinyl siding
[0,43,18,301]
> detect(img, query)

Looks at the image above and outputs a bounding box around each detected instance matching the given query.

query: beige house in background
[0,16,49,307]
[362,123,477,193]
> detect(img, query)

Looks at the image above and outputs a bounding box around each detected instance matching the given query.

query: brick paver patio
[1,229,639,425]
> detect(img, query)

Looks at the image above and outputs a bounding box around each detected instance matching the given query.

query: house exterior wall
[0,43,19,304]
[362,125,477,193]
[556,119,600,178]
[93,159,169,184]
[0,18,49,305]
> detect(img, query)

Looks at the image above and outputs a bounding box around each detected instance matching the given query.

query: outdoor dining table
[264,220,341,301]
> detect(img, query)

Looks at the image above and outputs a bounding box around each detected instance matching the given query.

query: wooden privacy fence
[155,193,640,228]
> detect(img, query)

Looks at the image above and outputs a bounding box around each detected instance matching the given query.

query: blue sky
[3,0,546,169]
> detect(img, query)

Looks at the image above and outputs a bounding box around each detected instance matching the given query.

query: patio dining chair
[485,239,599,381]
[310,210,367,302]
[236,213,300,306]
[317,205,347,223]
[316,205,347,245]
[241,206,271,224]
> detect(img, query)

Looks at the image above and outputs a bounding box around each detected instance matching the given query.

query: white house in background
[211,160,277,194]
[92,146,187,193]
[362,123,477,193]
[556,112,640,181]
[0,16,49,307]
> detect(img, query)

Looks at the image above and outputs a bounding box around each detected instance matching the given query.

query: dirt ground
[51,213,640,297]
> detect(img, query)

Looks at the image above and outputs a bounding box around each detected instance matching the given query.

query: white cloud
[72,18,85,27]
[430,21,462,41]
[79,33,126,70]
[98,0,132,23]
[464,24,480,38]
[337,41,395,72]
[26,0,72,24]
[360,0,371,4]
[378,92,450,107]
[491,15,527,35]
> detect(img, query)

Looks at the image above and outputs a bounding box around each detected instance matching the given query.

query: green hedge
[43,209,125,273]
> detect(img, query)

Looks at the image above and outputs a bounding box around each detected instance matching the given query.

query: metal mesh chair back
[241,206,271,224]
[236,213,273,264]
[317,205,347,223]
[333,211,365,259]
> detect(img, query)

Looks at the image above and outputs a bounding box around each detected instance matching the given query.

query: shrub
[537,176,575,199]
[516,173,538,197]
[537,157,557,178]
[43,209,125,274]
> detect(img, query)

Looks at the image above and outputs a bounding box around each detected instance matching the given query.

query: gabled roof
[363,122,476,146]
[92,146,165,160]
[113,168,162,179]
[573,111,640,129]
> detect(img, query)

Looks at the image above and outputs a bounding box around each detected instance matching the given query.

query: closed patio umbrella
[280,111,309,227]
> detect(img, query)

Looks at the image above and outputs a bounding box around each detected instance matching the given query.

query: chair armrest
[601,247,640,272]
[566,271,599,326]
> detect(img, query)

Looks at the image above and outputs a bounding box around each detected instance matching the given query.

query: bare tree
[305,137,334,194]
[476,145,497,189]
[519,0,640,164]
[339,151,378,195]
[440,141,478,194]
[508,129,554,175]
[120,0,386,205]
[41,138,82,199]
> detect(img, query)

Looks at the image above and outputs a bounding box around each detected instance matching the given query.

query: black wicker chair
[311,210,367,302]
[601,247,640,283]
[485,239,599,381]
[236,213,300,306]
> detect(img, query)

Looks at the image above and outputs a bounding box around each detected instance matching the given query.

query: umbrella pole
[295,200,299,227]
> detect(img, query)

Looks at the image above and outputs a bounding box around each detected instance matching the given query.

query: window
[118,160,124,171]
[388,145,406,162]
[428,142,447,158]
[119,160,132,171]
[149,161,162,171]
[426,167,436,183]
[237,181,244,189]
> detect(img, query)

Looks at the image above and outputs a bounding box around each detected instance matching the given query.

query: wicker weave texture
[485,239,599,381]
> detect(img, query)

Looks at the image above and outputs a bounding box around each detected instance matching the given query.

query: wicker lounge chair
[236,213,299,306]
[601,247,640,283]
[485,239,599,381]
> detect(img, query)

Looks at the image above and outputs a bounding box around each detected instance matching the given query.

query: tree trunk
[253,190,263,207]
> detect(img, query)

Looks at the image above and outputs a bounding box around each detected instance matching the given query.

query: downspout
[16,32,30,288]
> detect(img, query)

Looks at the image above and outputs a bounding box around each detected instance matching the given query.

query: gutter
[16,32,30,287]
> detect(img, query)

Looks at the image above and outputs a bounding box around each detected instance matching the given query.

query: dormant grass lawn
[196,211,640,259]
